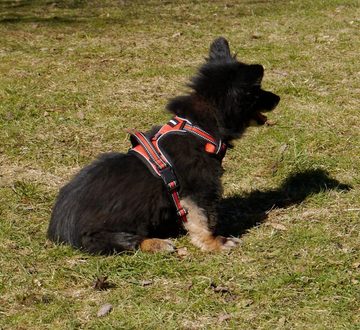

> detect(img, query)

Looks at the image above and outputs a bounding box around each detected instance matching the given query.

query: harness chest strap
[129,116,227,223]
[129,130,188,222]
[155,116,227,157]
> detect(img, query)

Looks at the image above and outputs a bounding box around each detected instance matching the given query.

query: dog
[47,37,280,254]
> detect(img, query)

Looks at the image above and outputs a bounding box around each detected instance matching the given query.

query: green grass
[1,0,359,329]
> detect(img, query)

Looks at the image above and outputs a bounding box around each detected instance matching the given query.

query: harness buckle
[159,166,179,191]
[177,208,188,218]
[167,180,178,192]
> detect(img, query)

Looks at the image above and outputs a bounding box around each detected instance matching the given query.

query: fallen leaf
[251,33,262,39]
[20,293,41,306]
[97,303,113,317]
[93,276,115,291]
[176,247,188,258]
[210,282,230,294]
[224,293,238,302]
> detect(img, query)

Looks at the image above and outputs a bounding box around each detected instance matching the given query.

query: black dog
[47,37,280,254]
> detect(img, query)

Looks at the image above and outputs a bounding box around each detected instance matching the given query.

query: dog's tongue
[255,112,268,125]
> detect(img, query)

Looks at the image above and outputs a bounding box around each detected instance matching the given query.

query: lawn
[0,0,359,329]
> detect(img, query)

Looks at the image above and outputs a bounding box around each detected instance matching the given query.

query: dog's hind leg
[81,231,143,255]
[140,238,176,253]
[81,231,175,254]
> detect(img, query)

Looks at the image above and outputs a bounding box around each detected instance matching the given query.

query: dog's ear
[208,37,232,62]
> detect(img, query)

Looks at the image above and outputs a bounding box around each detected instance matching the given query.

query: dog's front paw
[140,238,176,253]
[217,236,240,251]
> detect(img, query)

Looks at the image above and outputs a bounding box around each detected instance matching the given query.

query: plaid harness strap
[129,116,227,223]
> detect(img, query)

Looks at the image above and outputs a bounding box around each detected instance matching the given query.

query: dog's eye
[253,85,262,94]
[246,87,260,97]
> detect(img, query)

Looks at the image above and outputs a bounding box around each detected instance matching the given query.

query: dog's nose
[273,94,280,107]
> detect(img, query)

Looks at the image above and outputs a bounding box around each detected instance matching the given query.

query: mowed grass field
[0,0,359,329]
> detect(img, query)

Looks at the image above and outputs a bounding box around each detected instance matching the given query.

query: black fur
[47,37,280,254]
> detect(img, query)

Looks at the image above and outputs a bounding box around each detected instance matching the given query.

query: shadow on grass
[216,168,352,237]
[0,0,125,25]
[0,0,88,10]
[0,15,127,26]
[0,16,84,24]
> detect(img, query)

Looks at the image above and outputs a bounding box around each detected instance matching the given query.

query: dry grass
[0,0,359,329]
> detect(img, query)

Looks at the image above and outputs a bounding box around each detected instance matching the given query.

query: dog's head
[190,37,280,140]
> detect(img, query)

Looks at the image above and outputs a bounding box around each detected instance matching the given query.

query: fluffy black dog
[48,37,280,254]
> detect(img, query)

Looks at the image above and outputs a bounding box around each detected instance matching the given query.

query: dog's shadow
[216,169,351,237]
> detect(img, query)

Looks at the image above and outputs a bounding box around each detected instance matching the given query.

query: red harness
[129,116,227,223]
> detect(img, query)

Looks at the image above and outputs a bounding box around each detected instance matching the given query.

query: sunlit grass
[0,0,359,329]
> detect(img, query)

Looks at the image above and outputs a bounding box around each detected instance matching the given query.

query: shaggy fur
[47,37,280,254]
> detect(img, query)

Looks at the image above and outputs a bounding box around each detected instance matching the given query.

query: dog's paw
[217,236,240,251]
[140,238,175,253]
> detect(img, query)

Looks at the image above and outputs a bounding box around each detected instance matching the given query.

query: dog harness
[128,116,227,223]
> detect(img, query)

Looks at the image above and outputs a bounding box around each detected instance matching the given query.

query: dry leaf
[224,294,238,303]
[210,282,230,294]
[93,276,115,291]
[97,303,113,317]
[176,247,189,258]
[251,33,262,39]
[20,293,41,306]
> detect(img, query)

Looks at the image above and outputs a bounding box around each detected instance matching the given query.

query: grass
[0,0,359,329]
